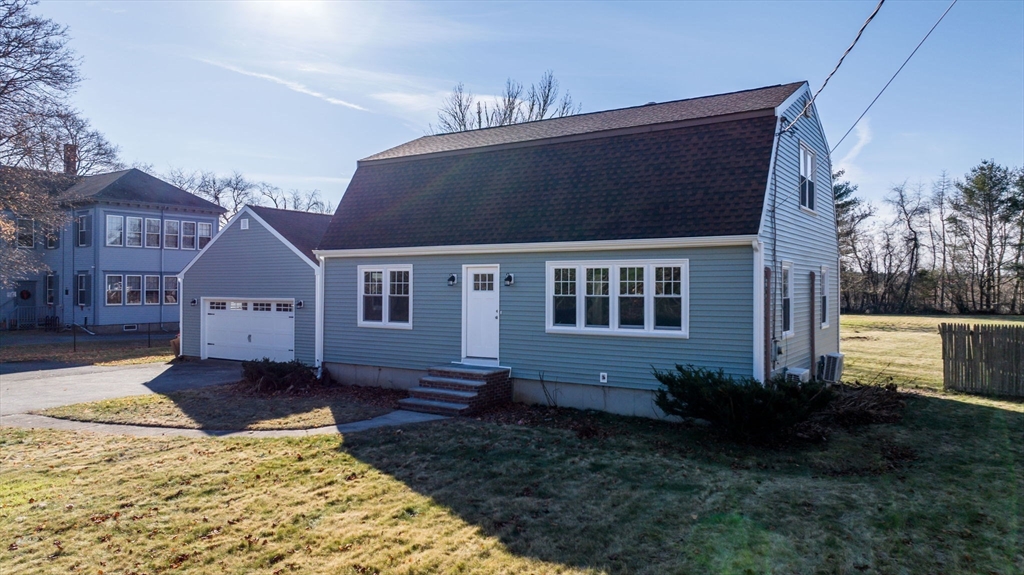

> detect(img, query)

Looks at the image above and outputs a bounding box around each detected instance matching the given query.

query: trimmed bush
[240,358,320,393]
[653,365,833,442]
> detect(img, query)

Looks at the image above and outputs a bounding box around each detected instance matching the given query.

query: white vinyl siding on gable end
[545,259,689,337]
[357,265,412,329]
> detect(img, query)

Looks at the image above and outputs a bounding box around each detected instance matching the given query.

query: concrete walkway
[1,410,447,438]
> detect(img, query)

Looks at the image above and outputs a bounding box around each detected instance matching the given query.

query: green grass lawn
[840,314,1024,391]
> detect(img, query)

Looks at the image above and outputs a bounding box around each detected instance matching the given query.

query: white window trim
[77,273,90,307]
[164,220,180,249]
[125,274,143,306]
[197,222,213,249]
[16,218,34,248]
[181,221,197,250]
[356,264,413,329]
[820,265,830,329]
[163,275,179,305]
[544,259,690,338]
[45,274,56,305]
[105,274,124,306]
[799,143,817,213]
[77,214,90,247]
[145,218,161,248]
[106,215,124,247]
[144,274,161,305]
[781,261,794,339]
[125,216,143,248]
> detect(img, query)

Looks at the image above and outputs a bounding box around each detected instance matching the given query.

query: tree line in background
[836,161,1024,315]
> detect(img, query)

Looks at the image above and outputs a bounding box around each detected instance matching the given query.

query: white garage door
[203,299,295,362]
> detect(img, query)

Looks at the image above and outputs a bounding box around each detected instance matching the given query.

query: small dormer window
[799,144,816,211]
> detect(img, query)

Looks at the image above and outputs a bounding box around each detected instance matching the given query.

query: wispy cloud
[837,118,872,170]
[371,91,448,113]
[199,59,368,111]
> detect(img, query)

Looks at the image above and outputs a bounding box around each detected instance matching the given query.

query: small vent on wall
[240,219,249,230]
[123,324,139,332]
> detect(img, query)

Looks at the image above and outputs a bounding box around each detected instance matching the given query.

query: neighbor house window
[181,221,196,250]
[106,274,123,305]
[126,216,143,247]
[145,218,161,248]
[197,222,213,249]
[76,214,91,247]
[357,265,412,328]
[781,262,793,338]
[164,220,179,249]
[145,275,160,304]
[106,215,124,246]
[546,260,689,337]
[799,144,816,211]
[45,225,59,249]
[163,276,178,304]
[16,218,33,248]
[820,266,829,329]
[76,273,91,307]
[125,275,142,305]
[46,274,57,305]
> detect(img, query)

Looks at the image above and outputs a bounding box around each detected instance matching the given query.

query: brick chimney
[63,144,78,175]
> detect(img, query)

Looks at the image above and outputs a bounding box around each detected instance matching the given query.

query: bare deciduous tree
[431,70,581,134]
[165,168,334,224]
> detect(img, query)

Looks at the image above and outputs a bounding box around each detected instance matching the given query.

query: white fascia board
[178,207,250,276]
[757,82,810,240]
[242,209,321,272]
[753,240,765,382]
[314,256,324,367]
[315,235,759,259]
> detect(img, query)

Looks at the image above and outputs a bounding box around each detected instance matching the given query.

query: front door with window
[464,265,499,361]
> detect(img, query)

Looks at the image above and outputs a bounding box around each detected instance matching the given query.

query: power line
[782,0,886,133]
[831,0,958,153]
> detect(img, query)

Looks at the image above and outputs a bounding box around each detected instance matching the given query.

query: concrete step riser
[409,388,478,404]
[419,379,484,394]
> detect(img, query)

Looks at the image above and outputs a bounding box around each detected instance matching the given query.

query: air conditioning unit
[818,353,845,383]
[785,367,810,384]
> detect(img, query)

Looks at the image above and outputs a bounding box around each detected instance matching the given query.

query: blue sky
[37,1,1024,208]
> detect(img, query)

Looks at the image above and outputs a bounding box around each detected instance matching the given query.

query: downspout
[315,255,326,376]
[160,208,165,330]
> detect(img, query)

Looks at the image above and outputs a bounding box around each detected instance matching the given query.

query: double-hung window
[46,274,57,305]
[164,220,180,249]
[546,260,689,337]
[125,275,142,305]
[820,266,829,329]
[16,218,34,248]
[181,222,196,250]
[106,274,123,305]
[163,276,178,304]
[145,275,161,304]
[781,262,794,338]
[76,214,91,247]
[357,265,412,328]
[45,226,59,249]
[76,273,91,306]
[125,216,143,247]
[145,218,161,248]
[197,222,213,249]
[799,144,816,211]
[106,215,124,246]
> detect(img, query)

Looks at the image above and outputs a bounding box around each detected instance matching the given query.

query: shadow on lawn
[336,394,1023,574]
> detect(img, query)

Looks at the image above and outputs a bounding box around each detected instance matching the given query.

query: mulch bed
[223,380,409,411]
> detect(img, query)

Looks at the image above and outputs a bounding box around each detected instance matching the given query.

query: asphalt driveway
[0,359,241,417]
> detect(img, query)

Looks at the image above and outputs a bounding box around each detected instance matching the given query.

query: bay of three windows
[105,215,211,250]
[549,261,689,336]
[105,274,178,306]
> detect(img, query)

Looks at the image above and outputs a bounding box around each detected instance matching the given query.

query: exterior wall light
[296,300,304,309]
[504,273,515,287]
[447,273,458,286]
[190,299,197,306]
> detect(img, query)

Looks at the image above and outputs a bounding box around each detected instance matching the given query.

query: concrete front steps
[398,364,512,416]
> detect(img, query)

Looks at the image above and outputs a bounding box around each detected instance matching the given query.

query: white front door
[464,265,500,361]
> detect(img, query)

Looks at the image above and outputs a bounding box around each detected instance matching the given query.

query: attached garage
[202,299,296,361]
[179,205,333,366]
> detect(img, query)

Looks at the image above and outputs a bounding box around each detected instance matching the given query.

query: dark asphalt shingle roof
[320,83,803,251]
[65,169,225,212]
[364,82,803,161]
[249,205,334,263]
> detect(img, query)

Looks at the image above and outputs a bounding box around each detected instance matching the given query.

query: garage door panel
[203,300,294,362]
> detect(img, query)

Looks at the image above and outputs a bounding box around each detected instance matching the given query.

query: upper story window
[181,221,196,250]
[799,144,816,211]
[76,214,92,247]
[106,215,124,246]
[546,260,689,337]
[164,220,180,249]
[357,265,412,329]
[197,222,213,249]
[126,216,143,247]
[145,218,161,248]
[781,262,794,338]
[45,225,59,249]
[16,218,34,248]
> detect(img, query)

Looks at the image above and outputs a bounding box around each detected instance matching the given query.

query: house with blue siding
[178,205,331,365]
[2,168,224,333]
[315,82,841,418]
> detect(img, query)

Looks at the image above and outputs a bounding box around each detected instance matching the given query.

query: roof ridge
[249,204,333,217]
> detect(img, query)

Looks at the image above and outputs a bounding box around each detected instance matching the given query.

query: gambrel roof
[319,82,804,251]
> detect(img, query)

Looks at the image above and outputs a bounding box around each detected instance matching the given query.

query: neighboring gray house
[315,81,841,418]
[2,168,224,333]
[179,205,331,365]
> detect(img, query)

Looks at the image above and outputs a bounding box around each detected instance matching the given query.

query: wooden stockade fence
[939,323,1024,398]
